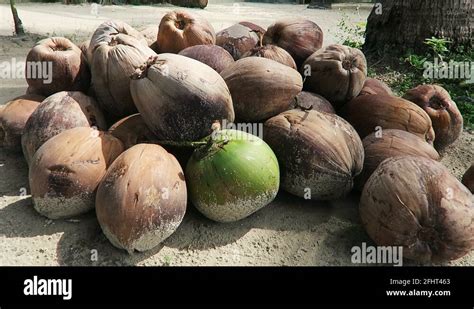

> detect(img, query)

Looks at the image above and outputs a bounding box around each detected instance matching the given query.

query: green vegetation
[336,12,366,49]
[337,16,474,130]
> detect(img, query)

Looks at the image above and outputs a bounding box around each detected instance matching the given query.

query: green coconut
[186,129,279,223]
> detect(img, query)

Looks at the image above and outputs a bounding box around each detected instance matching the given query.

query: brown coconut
[359,78,393,96]
[216,22,266,60]
[356,129,440,190]
[340,94,435,143]
[89,21,156,120]
[462,163,474,193]
[21,91,107,165]
[87,20,148,63]
[264,109,364,200]
[221,57,303,122]
[241,44,297,70]
[140,25,159,46]
[0,94,44,152]
[108,113,158,149]
[77,39,90,62]
[178,44,234,73]
[26,37,90,96]
[29,127,124,219]
[360,156,474,263]
[302,44,367,108]
[157,10,215,54]
[263,19,323,68]
[96,144,187,253]
[130,54,234,141]
[291,91,335,114]
[403,84,463,151]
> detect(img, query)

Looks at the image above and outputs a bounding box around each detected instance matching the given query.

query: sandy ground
[0,3,473,266]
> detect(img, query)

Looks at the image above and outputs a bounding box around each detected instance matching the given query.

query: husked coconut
[26,37,90,96]
[360,156,474,263]
[29,127,124,219]
[264,109,364,200]
[0,94,44,152]
[130,54,234,141]
[21,91,106,164]
[221,57,302,122]
[96,144,187,253]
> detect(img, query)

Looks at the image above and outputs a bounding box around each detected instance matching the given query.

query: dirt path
[0,3,473,266]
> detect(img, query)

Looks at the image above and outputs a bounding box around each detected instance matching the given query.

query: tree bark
[168,0,208,9]
[308,0,332,9]
[10,0,25,36]
[364,0,473,55]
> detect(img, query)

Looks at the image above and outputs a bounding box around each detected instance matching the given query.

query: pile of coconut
[1,10,473,262]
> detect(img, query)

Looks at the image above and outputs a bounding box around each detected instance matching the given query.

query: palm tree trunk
[10,0,25,36]
[364,0,473,55]
[308,0,332,9]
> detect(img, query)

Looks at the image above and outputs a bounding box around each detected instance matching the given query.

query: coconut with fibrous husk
[96,143,187,253]
[360,156,474,263]
[108,113,158,149]
[263,19,323,68]
[462,163,474,193]
[216,22,266,60]
[87,20,148,63]
[89,21,156,120]
[186,129,279,223]
[340,94,435,143]
[130,54,234,142]
[77,39,90,63]
[26,37,90,96]
[178,44,234,73]
[264,109,364,200]
[0,94,44,152]
[140,25,159,46]
[291,91,335,114]
[220,57,302,122]
[29,127,124,219]
[157,10,215,54]
[302,44,367,108]
[359,78,393,96]
[241,42,297,70]
[21,91,107,165]
[403,84,463,151]
[355,129,440,190]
